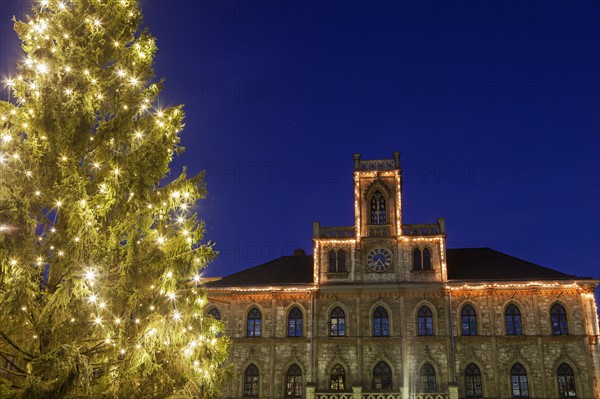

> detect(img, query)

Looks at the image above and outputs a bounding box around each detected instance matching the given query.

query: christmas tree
[0,0,229,397]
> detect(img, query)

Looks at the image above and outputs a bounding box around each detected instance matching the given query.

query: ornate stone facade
[206,153,600,399]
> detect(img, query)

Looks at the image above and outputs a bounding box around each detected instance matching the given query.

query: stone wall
[207,284,599,398]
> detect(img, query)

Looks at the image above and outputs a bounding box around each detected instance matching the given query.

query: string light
[0,0,226,388]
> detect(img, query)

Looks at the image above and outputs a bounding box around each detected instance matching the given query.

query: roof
[205,255,314,287]
[204,248,579,288]
[445,248,576,280]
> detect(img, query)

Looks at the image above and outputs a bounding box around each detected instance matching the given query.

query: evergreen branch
[0,353,28,376]
[0,349,30,362]
[0,365,27,378]
[0,331,34,359]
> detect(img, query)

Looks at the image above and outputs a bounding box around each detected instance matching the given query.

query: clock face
[367,248,392,272]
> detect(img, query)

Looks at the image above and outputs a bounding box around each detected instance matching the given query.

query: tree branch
[0,353,28,376]
[0,331,34,358]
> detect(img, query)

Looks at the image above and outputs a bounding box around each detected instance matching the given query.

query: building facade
[205,153,600,399]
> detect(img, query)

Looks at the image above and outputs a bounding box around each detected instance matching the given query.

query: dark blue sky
[1,0,599,283]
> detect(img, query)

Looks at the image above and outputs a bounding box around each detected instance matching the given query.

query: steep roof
[445,248,575,280]
[205,255,314,287]
[204,248,579,288]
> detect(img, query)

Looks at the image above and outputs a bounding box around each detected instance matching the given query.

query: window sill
[326,272,350,278]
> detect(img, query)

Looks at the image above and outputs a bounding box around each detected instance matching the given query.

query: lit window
[330,307,346,336]
[505,304,523,335]
[287,307,303,337]
[417,306,434,336]
[511,363,529,397]
[373,306,389,337]
[247,308,261,337]
[461,305,478,336]
[551,304,569,335]
[330,364,346,390]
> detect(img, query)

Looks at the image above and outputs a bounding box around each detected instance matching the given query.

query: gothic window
[338,250,346,272]
[328,250,337,272]
[244,364,259,397]
[420,363,436,393]
[557,363,576,397]
[285,364,302,397]
[373,306,389,337]
[505,304,523,335]
[330,307,346,337]
[287,307,303,337]
[208,307,221,320]
[465,363,482,398]
[422,247,432,270]
[372,361,392,389]
[461,305,478,336]
[413,248,422,271]
[551,303,569,335]
[330,364,346,390]
[370,190,387,225]
[417,305,434,336]
[247,308,261,337]
[511,363,529,397]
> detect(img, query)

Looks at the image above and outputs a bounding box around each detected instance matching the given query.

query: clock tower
[313,152,448,284]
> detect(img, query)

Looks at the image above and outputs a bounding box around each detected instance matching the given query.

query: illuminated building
[206,153,599,399]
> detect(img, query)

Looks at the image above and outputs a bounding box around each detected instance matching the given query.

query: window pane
[286,365,302,397]
[422,248,431,270]
[244,364,259,397]
[338,251,346,272]
[558,363,576,397]
[413,248,422,270]
[373,362,392,389]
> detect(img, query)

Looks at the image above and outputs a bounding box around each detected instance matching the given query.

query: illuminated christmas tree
[0,0,229,397]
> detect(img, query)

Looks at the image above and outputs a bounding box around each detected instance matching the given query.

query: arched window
[373,306,389,337]
[338,250,346,272]
[330,307,346,336]
[417,305,434,336]
[412,248,422,271]
[285,364,302,397]
[551,304,569,335]
[465,363,482,398]
[370,190,387,225]
[287,307,303,337]
[244,364,259,397]
[330,364,346,390]
[247,308,261,337]
[420,363,436,393]
[372,361,392,389]
[328,250,337,272]
[422,247,432,270]
[505,304,523,335]
[208,307,221,320]
[511,363,529,397]
[557,363,576,397]
[461,305,478,336]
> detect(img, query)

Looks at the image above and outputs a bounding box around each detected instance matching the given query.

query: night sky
[1,1,599,287]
